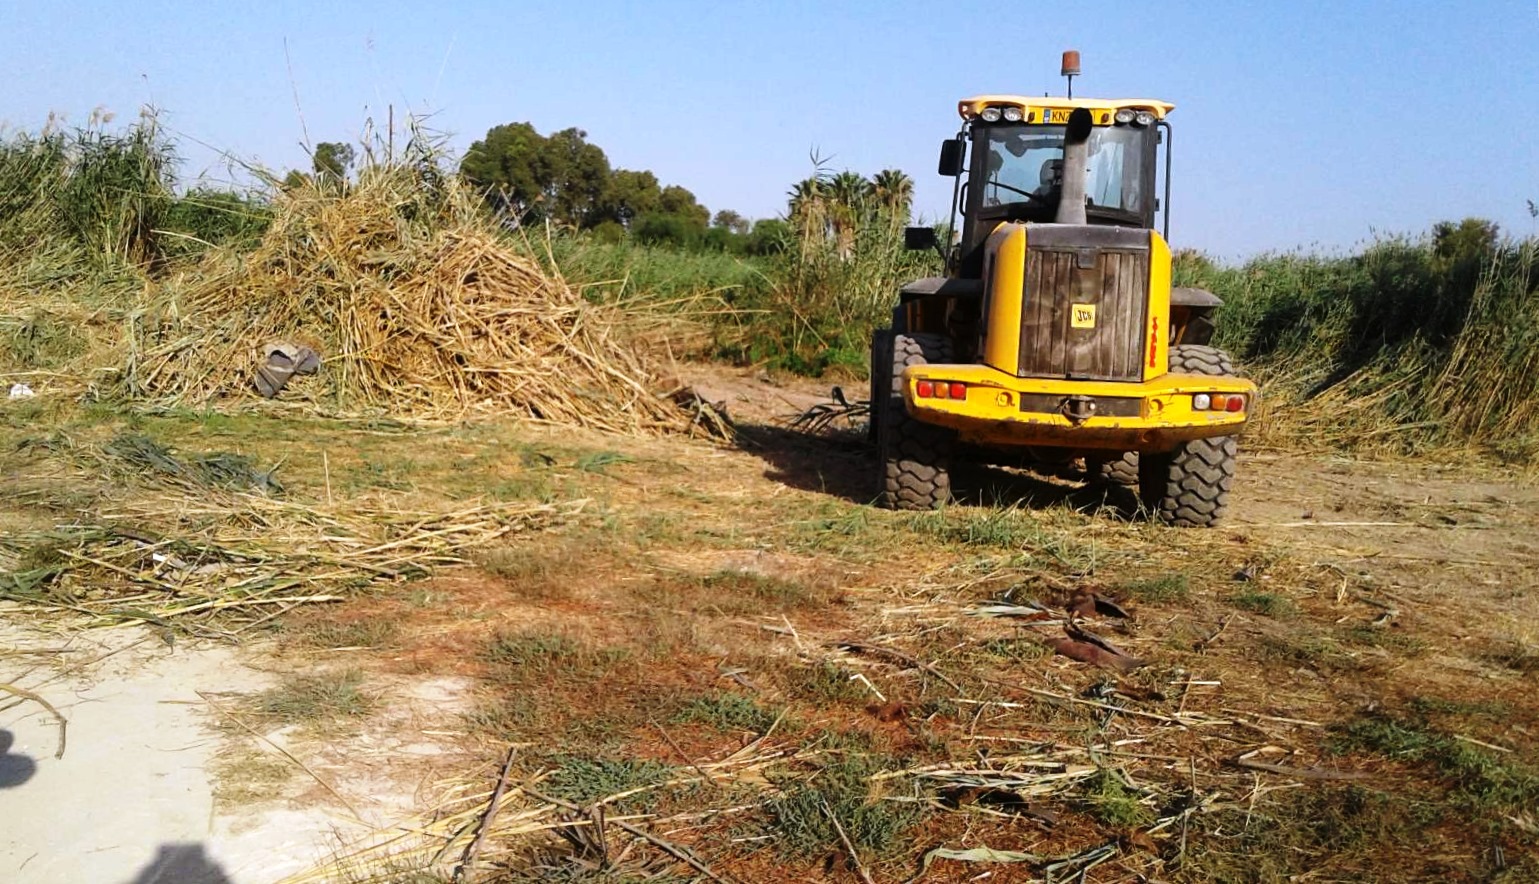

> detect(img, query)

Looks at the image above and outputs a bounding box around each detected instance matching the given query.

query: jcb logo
[1071,303,1097,329]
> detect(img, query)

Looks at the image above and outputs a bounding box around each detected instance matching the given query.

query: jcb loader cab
[872,53,1255,527]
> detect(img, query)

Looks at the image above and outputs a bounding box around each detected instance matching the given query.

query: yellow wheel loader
[873,52,1255,527]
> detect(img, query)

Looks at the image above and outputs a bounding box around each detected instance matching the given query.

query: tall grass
[1178,221,1539,461]
[715,187,941,375]
[536,234,765,308]
[0,115,275,382]
[0,111,176,268]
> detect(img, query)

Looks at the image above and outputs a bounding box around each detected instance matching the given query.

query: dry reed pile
[127,162,684,432]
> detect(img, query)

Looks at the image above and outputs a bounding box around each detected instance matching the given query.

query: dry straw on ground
[0,433,586,635]
[127,156,684,433]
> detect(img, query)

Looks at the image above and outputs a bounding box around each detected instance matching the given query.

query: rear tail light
[916,381,967,400]
[1192,392,1246,412]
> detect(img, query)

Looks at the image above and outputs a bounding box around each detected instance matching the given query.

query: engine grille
[1017,225,1150,382]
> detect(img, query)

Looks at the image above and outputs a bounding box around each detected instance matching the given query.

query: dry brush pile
[127,158,685,432]
[1,126,702,633]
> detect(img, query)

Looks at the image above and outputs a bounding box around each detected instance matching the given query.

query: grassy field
[3,377,1536,882]
[3,120,1538,883]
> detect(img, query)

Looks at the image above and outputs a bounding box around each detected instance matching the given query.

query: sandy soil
[0,627,475,884]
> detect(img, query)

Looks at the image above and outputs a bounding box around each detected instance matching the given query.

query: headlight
[1114,109,1135,124]
[980,107,1002,122]
[1001,106,1023,122]
[1134,111,1156,126]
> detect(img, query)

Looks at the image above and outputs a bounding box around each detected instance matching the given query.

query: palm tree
[826,171,872,259]
[787,177,825,222]
[871,169,914,227]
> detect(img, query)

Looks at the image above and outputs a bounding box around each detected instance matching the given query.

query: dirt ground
[2,365,1536,883]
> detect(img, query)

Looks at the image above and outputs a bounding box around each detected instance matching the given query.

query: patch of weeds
[696,569,829,610]
[791,501,879,553]
[1254,633,1352,672]
[672,692,779,733]
[1181,785,1446,882]
[465,694,540,739]
[767,751,922,858]
[284,616,398,650]
[1407,695,1512,720]
[254,670,371,725]
[1229,589,1296,618]
[1117,574,1189,604]
[1482,640,1539,674]
[345,456,415,491]
[575,450,634,474]
[1082,768,1153,827]
[976,635,1050,664]
[542,756,673,811]
[1341,623,1427,656]
[474,531,610,599]
[1328,716,1437,760]
[784,660,875,705]
[910,509,1096,571]
[488,471,559,503]
[911,507,1037,548]
[484,631,583,671]
[1330,713,1539,816]
[211,749,292,806]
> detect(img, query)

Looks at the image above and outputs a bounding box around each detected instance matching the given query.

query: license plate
[1040,108,1072,124]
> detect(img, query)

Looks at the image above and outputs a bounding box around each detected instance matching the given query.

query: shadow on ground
[734,420,1140,519]
[0,730,36,789]
[124,843,232,884]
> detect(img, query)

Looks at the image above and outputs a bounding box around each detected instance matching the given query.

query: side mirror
[904,226,938,251]
[937,138,965,176]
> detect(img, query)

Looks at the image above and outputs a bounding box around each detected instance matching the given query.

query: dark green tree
[659,184,709,228]
[603,168,662,225]
[460,122,557,222]
[312,142,355,186]
[542,127,611,227]
[712,209,749,235]
[460,123,614,227]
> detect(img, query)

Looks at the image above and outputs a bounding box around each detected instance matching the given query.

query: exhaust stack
[1054,107,1094,225]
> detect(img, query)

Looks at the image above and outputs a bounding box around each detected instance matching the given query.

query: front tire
[1087,451,1139,488]
[878,333,955,510]
[1138,344,1240,528]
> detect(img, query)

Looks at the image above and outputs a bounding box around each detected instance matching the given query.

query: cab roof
[958,95,1175,124]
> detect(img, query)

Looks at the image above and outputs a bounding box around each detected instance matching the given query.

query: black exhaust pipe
[1054,107,1094,225]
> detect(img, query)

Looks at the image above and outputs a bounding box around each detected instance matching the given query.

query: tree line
[277,121,917,256]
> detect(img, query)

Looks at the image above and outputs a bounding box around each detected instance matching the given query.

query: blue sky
[2,1,1536,258]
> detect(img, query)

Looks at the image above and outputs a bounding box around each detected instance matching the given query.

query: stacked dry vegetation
[1,122,685,433]
[0,121,683,632]
[131,162,684,431]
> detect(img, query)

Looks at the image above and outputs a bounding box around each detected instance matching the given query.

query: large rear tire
[1138,344,1240,528]
[878,333,955,510]
[867,330,892,444]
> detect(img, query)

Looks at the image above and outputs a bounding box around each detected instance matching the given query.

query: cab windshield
[972,123,1154,224]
